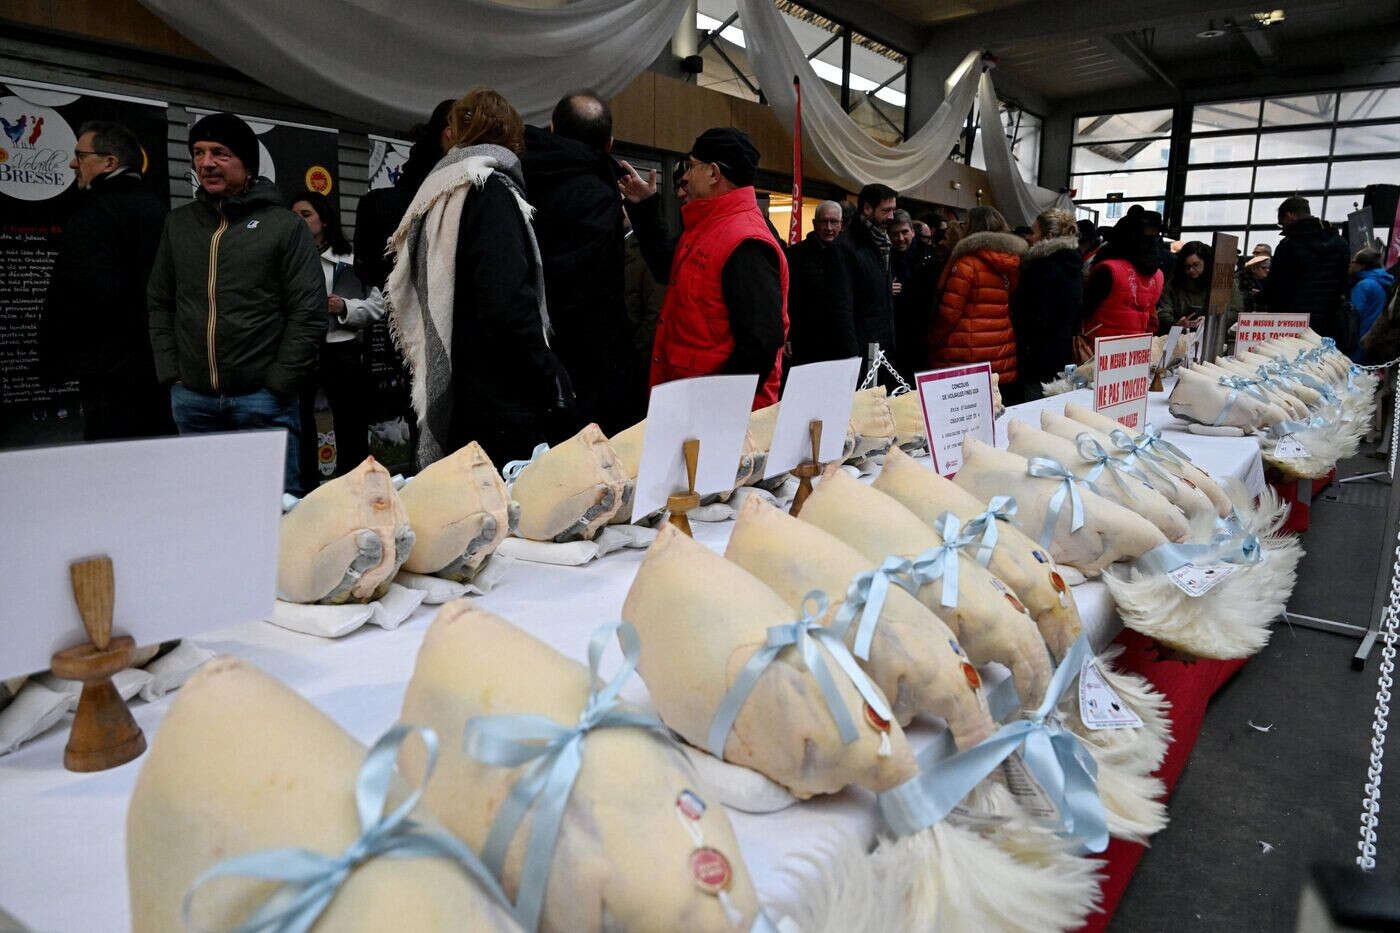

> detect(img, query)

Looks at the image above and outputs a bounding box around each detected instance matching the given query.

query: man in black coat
[1260,196,1351,342]
[40,120,173,440]
[523,91,637,434]
[786,200,856,365]
[840,182,898,379]
[888,208,941,382]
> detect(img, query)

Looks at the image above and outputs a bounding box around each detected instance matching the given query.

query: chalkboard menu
[0,79,168,446]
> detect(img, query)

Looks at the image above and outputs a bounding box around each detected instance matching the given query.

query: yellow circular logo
[0,147,8,165]
[305,165,333,195]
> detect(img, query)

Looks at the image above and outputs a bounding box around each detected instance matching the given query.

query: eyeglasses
[72,150,111,160]
[684,157,729,175]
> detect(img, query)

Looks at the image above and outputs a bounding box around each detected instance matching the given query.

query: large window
[971,99,1043,185]
[694,1,909,145]
[1070,108,1173,220]
[1185,90,1400,251]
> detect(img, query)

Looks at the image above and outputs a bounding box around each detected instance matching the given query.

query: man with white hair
[786,199,857,364]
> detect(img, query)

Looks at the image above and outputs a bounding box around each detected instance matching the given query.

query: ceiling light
[1252,9,1286,26]
[1197,20,1228,38]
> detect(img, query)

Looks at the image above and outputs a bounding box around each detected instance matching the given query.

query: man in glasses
[618,127,787,409]
[39,120,173,440]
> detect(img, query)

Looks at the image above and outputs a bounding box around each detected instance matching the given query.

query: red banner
[788,75,802,246]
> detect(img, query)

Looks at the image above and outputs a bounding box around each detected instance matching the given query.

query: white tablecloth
[0,390,1265,931]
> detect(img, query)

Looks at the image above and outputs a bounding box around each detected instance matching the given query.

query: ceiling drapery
[139,0,691,128]
[976,70,1075,226]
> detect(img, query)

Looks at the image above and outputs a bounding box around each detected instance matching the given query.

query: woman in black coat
[1011,209,1084,400]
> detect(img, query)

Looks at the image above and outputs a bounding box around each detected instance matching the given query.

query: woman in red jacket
[1080,212,1164,341]
[928,206,1026,401]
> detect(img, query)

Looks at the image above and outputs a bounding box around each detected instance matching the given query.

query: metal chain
[859,347,914,395]
[1390,376,1400,480]
[1358,527,1400,870]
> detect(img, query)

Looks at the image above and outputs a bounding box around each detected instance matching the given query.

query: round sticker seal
[304,164,333,195]
[688,847,732,895]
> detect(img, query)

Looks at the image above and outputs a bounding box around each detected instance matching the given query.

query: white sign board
[633,374,759,519]
[915,362,996,476]
[764,358,861,478]
[0,432,285,679]
[1234,313,1311,358]
[1093,333,1153,431]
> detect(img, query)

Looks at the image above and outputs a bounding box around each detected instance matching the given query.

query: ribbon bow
[1107,428,1179,494]
[708,592,894,760]
[1218,374,1270,404]
[876,633,1108,854]
[182,725,512,933]
[1133,423,1192,468]
[1026,457,1095,549]
[501,442,550,487]
[830,556,919,661]
[1059,364,1089,389]
[960,496,1018,567]
[464,621,670,931]
[1075,433,1153,500]
[905,513,973,609]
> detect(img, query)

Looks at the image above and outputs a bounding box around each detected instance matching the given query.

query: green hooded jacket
[148,178,326,396]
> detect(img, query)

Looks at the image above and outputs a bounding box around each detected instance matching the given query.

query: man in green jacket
[148,112,326,493]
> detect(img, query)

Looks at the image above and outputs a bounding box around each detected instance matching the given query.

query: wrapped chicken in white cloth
[397,440,512,581]
[1167,365,1290,434]
[127,657,521,932]
[845,385,897,462]
[799,467,1056,711]
[622,523,916,798]
[277,456,414,604]
[505,424,629,540]
[400,602,768,932]
[888,389,928,454]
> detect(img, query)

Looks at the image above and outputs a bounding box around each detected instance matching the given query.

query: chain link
[1358,524,1400,870]
[859,346,914,396]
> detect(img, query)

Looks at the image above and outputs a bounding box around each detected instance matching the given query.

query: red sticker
[1004,592,1027,614]
[1050,571,1067,593]
[962,661,982,690]
[864,702,891,732]
[676,789,706,821]
[689,847,732,894]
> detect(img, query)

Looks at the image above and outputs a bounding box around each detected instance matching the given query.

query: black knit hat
[189,112,259,177]
[689,127,759,187]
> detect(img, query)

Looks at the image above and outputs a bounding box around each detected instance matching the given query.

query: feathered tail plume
[775,823,1101,933]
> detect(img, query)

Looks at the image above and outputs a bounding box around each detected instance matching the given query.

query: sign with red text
[1093,333,1153,430]
[1234,312,1311,358]
[916,362,996,476]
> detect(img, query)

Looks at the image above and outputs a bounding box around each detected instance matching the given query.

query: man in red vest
[619,128,788,409]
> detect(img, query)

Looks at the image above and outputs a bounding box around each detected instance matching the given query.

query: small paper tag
[1273,434,1310,460]
[1167,561,1241,597]
[1079,658,1144,730]
[1002,751,1059,821]
[1245,453,1267,498]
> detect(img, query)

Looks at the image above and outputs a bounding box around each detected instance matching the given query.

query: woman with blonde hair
[1011,208,1083,400]
[928,204,1025,402]
[388,86,573,468]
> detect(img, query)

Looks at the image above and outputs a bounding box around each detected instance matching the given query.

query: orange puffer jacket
[928,231,1027,383]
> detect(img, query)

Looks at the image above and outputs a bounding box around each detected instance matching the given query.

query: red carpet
[1076,629,1250,933]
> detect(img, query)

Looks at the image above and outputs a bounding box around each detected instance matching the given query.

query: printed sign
[915,362,996,476]
[368,135,412,191]
[1092,333,1153,430]
[1234,312,1311,357]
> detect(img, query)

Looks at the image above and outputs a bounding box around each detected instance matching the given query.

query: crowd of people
[35,87,1400,493]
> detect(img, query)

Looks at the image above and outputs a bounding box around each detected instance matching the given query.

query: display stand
[48,556,146,772]
[665,439,701,537]
[1149,368,1165,393]
[787,421,824,517]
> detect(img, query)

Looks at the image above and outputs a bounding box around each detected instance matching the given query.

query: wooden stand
[49,556,146,772]
[1149,367,1165,393]
[788,420,824,517]
[666,438,701,538]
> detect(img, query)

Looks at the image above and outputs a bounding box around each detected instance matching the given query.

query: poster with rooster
[0,79,168,446]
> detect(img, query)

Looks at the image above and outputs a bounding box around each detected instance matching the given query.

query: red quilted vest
[1084,259,1163,338]
[649,186,789,409]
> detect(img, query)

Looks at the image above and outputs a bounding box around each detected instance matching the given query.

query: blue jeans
[170,383,302,494]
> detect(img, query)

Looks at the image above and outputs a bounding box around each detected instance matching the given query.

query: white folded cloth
[265,583,426,637]
[394,554,513,603]
[139,642,217,701]
[0,682,70,756]
[496,524,657,566]
[678,745,798,814]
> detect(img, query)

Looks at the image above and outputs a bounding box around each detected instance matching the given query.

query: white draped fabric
[977,71,1075,226]
[138,0,691,128]
[735,0,979,192]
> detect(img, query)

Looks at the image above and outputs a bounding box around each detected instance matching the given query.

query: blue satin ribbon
[1348,365,1361,391]
[829,556,917,661]
[1108,429,1179,494]
[707,591,894,760]
[960,496,1018,567]
[1058,364,1089,389]
[1075,433,1152,500]
[1134,525,1263,576]
[1026,457,1095,549]
[876,634,1108,854]
[463,621,672,932]
[905,513,971,609]
[1268,417,1328,438]
[182,725,513,933]
[501,442,550,487]
[1134,423,1194,467]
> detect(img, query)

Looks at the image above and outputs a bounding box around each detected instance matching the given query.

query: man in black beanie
[148,111,326,493]
[618,127,788,408]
